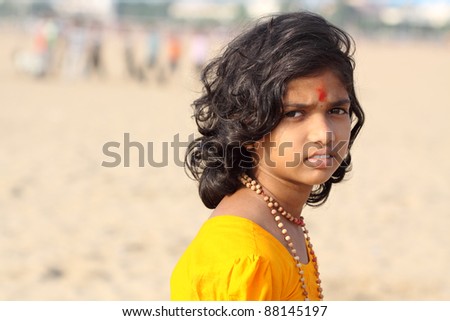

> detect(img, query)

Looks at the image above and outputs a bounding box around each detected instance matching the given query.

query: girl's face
[254,69,352,189]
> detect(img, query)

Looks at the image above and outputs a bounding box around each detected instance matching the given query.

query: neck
[252,169,313,217]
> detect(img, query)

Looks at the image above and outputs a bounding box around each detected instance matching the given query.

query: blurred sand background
[1,18,450,301]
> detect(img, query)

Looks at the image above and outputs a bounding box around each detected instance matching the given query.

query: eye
[284,110,305,118]
[329,107,349,115]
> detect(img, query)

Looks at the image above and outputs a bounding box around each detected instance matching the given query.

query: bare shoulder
[210,187,275,234]
[210,187,308,262]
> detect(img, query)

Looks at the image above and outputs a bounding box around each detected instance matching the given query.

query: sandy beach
[1,25,449,300]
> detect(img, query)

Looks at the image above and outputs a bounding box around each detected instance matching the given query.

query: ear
[243,139,259,151]
[244,143,255,151]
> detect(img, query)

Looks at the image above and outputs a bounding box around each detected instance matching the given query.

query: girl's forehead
[285,72,347,95]
[316,87,327,102]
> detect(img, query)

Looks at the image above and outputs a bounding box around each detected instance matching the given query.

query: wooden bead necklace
[239,173,324,301]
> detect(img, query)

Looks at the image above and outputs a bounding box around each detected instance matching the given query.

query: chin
[302,172,334,186]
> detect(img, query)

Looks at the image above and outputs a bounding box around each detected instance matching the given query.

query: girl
[171,11,364,301]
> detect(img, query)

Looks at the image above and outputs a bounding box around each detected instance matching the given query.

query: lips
[309,154,331,159]
[305,150,334,168]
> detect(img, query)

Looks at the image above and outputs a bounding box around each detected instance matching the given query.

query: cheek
[267,131,307,163]
[334,120,352,148]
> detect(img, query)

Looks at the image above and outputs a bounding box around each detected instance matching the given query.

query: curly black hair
[185,11,365,209]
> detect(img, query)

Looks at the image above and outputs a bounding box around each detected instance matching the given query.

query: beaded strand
[240,173,324,301]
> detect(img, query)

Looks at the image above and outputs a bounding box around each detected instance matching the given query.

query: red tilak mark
[317,87,327,102]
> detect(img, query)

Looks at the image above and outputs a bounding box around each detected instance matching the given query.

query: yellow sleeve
[171,254,277,301]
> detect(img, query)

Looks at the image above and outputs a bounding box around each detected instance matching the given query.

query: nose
[307,114,335,147]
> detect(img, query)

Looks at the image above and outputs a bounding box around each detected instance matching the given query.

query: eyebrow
[284,98,351,109]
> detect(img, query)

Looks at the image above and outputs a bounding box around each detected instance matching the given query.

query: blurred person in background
[145,25,165,84]
[121,23,147,83]
[85,20,105,79]
[167,31,182,75]
[190,28,209,74]
[13,15,61,78]
[62,16,88,80]
[146,26,161,70]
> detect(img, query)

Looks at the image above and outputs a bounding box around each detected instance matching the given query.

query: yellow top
[170,215,320,301]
